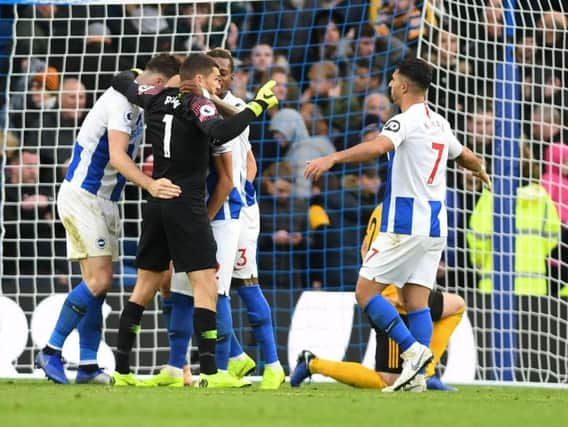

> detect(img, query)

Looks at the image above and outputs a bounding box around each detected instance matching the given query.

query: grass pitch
[1,380,567,427]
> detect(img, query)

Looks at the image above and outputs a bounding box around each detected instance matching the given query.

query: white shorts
[359,233,445,289]
[170,270,193,297]
[212,218,241,295]
[57,181,120,261]
[232,203,260,280]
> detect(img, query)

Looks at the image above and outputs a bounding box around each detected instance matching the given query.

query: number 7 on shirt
[427,142,445,185]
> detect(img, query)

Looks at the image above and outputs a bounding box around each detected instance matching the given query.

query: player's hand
[246,80,278,117]
[304,155,335,180]
[474,166,492,191]
[179,79,203,96]
[148,178,182,199]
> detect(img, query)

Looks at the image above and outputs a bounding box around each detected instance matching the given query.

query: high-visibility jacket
[467,184,561,295]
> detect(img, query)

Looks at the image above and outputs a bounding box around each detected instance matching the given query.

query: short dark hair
[207,48,234,72]
[358,23,376,39]
[180,53,219,81]
[269,65,288,78]
[145,54,181,80]
[396,57,433,91]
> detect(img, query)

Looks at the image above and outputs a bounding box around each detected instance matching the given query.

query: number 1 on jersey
[162,114,173,158]
[428,142,445,184]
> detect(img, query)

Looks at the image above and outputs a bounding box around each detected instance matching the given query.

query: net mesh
[0,0,567,383]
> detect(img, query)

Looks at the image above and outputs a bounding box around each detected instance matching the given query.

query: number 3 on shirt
[427,142,444,185]
[162,114,173,158]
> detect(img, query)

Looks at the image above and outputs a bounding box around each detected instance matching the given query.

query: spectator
[300,102,329,137]
[258,161,308,288]
[309,162,380,289]
[542,143,568,296]
[351,58,382,97]
[362,92,393,127]
[426,28,474,124]
[468,152,561,296]
[307,9,352,76]
[301,61,362,138]
[270,108,335,198]
[375,0,425,45]
[351,23,376,60]
[24,77,88,181]
[528,105,563,162]
[2,149,64,280]
[465,100,495,159]
[65,22,129,96]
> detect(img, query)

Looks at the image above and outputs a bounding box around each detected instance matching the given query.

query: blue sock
[237,285,278,364]
[407,308,432,374]
[161,295,173,329]
[167,292,194,369]
[77,294,105,366]
[364,294,415,352]
[215,295,233,370]
[229,331,244,358]
[48,281,95,350]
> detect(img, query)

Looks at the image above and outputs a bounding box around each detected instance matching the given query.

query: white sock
[229,352,246,361]
[265,361,282,370]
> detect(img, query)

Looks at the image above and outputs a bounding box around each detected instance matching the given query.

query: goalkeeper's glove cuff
[246,100,267,117]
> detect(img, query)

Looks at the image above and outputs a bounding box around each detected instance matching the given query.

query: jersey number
[236,249,247,267]
[162,114,173,158]
[427,142,445,185]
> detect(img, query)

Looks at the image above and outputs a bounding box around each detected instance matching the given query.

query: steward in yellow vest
[467,183,561,295]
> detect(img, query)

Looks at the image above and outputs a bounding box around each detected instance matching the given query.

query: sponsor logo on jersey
[383,119,400,132]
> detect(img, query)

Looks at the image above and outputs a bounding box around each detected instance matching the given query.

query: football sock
[229,331,245,359]
[77,293,105,366]
[215,295,233,370]
[364,294,415,352]
[167,292,194,369]
[311,357,387,389]
[237,285,279,364]
[115,301,144,374]
[426,305,465,377]
[47,281,95,351]
[160,295,173,329]
[194,307,217,375]
[407,308,433,374]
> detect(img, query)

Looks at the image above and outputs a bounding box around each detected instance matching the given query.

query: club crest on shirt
[123,110,133,124]
[96,237,107,249]
[383,119,400,132]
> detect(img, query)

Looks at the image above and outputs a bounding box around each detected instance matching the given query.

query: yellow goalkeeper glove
[246,80,278,117]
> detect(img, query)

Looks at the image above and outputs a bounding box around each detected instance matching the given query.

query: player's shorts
[375,290,444,373]
[211,218,241,295]
[57,181,119,261]
[359,233,445,289]
[136,198,217,273]
[170,218,240,296]
[232,203,260,280]
[170,269,193,297]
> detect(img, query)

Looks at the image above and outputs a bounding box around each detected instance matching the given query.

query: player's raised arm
[190,80,278,145]
[179,79,241,117]
[455,145,492,190]
[111,69,165,109]
[304,134,394,181]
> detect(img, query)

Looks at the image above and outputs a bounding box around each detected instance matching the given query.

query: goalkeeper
[291,203,464,391]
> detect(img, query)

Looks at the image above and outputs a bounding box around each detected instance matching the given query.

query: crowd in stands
[1,1,567,298]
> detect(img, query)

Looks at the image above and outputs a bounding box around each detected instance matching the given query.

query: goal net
[1,0,567,385]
